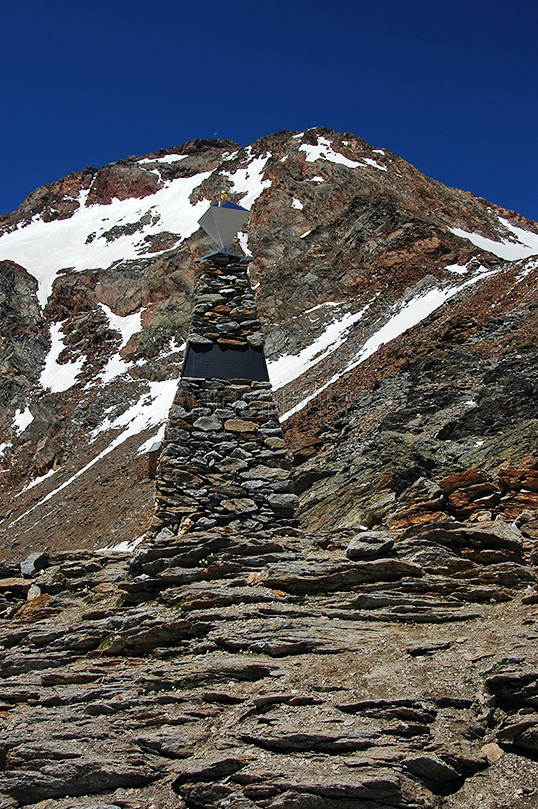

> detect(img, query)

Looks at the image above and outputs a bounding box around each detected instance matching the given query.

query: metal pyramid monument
[198,197,250,252]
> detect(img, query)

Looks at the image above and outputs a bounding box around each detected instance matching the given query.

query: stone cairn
[152,203,298,535]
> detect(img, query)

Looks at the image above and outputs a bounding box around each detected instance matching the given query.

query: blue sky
[1,0,537,221]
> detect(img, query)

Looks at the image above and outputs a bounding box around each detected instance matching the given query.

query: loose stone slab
[346,531,394,560]
[224,418,259,432]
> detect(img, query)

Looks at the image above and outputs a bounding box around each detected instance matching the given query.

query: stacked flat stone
[152,258,298,534]
[188,259,264,350]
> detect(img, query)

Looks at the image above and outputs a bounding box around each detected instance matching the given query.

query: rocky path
[1,518,538,808]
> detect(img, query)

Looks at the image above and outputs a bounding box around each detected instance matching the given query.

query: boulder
[20,553,49,578]
[404,755,461,782]
[346,531,394,560]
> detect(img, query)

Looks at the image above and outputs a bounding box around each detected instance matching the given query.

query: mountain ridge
[0,127,537,808]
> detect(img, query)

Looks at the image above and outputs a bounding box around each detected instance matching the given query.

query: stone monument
[151,195,298,534]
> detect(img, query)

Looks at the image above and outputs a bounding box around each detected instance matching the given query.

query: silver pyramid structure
[198,198,250,252]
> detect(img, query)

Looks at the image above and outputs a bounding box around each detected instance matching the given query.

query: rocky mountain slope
[0,127,538,808]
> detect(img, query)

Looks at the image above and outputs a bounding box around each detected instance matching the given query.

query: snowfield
[0,173,213,306]
[0,148,276,307]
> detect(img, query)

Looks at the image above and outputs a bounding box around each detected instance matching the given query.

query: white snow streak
[0,171,213,305]
[280,269,498,421]
[40,322,85,393]
[362,157,387,172]
[445,264,469,275]
[138,154,188,165]
[304,301,341,314]
[91,379,178,441]
[268,307,368,391]
[15,467,58,497]
[498,217,538,253]
[300,136,386,171]
[137,423,166,455]
[516,257,538,281]
[300,136,363,168]
[450,217,538,261]
[292,198,304,210]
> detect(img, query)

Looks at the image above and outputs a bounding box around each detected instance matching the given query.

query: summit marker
[150,195,298,534]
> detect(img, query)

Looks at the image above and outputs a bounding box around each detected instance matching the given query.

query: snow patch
[99,535,146,553]
[292,198,303,210]
[236,231,250,255]
[9,378,179,527]
[309,176,325,183]
[40,322,85,393]
[362,157,387,172]
[300,136,386,171]
[138,154,188,165]
[300,136,363,168]
[97,304,145,383]
[99,354,133,384]
[13,407,34,435]
[160,336,185,357]
[223,154,272,210]
[100,303,144,349]
[300,230,311,239]
[91,379,178,441]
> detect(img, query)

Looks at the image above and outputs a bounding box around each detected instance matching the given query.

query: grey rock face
[0,260,47,415]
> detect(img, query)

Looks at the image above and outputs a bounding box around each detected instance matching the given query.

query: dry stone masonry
[152,256,298,534]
